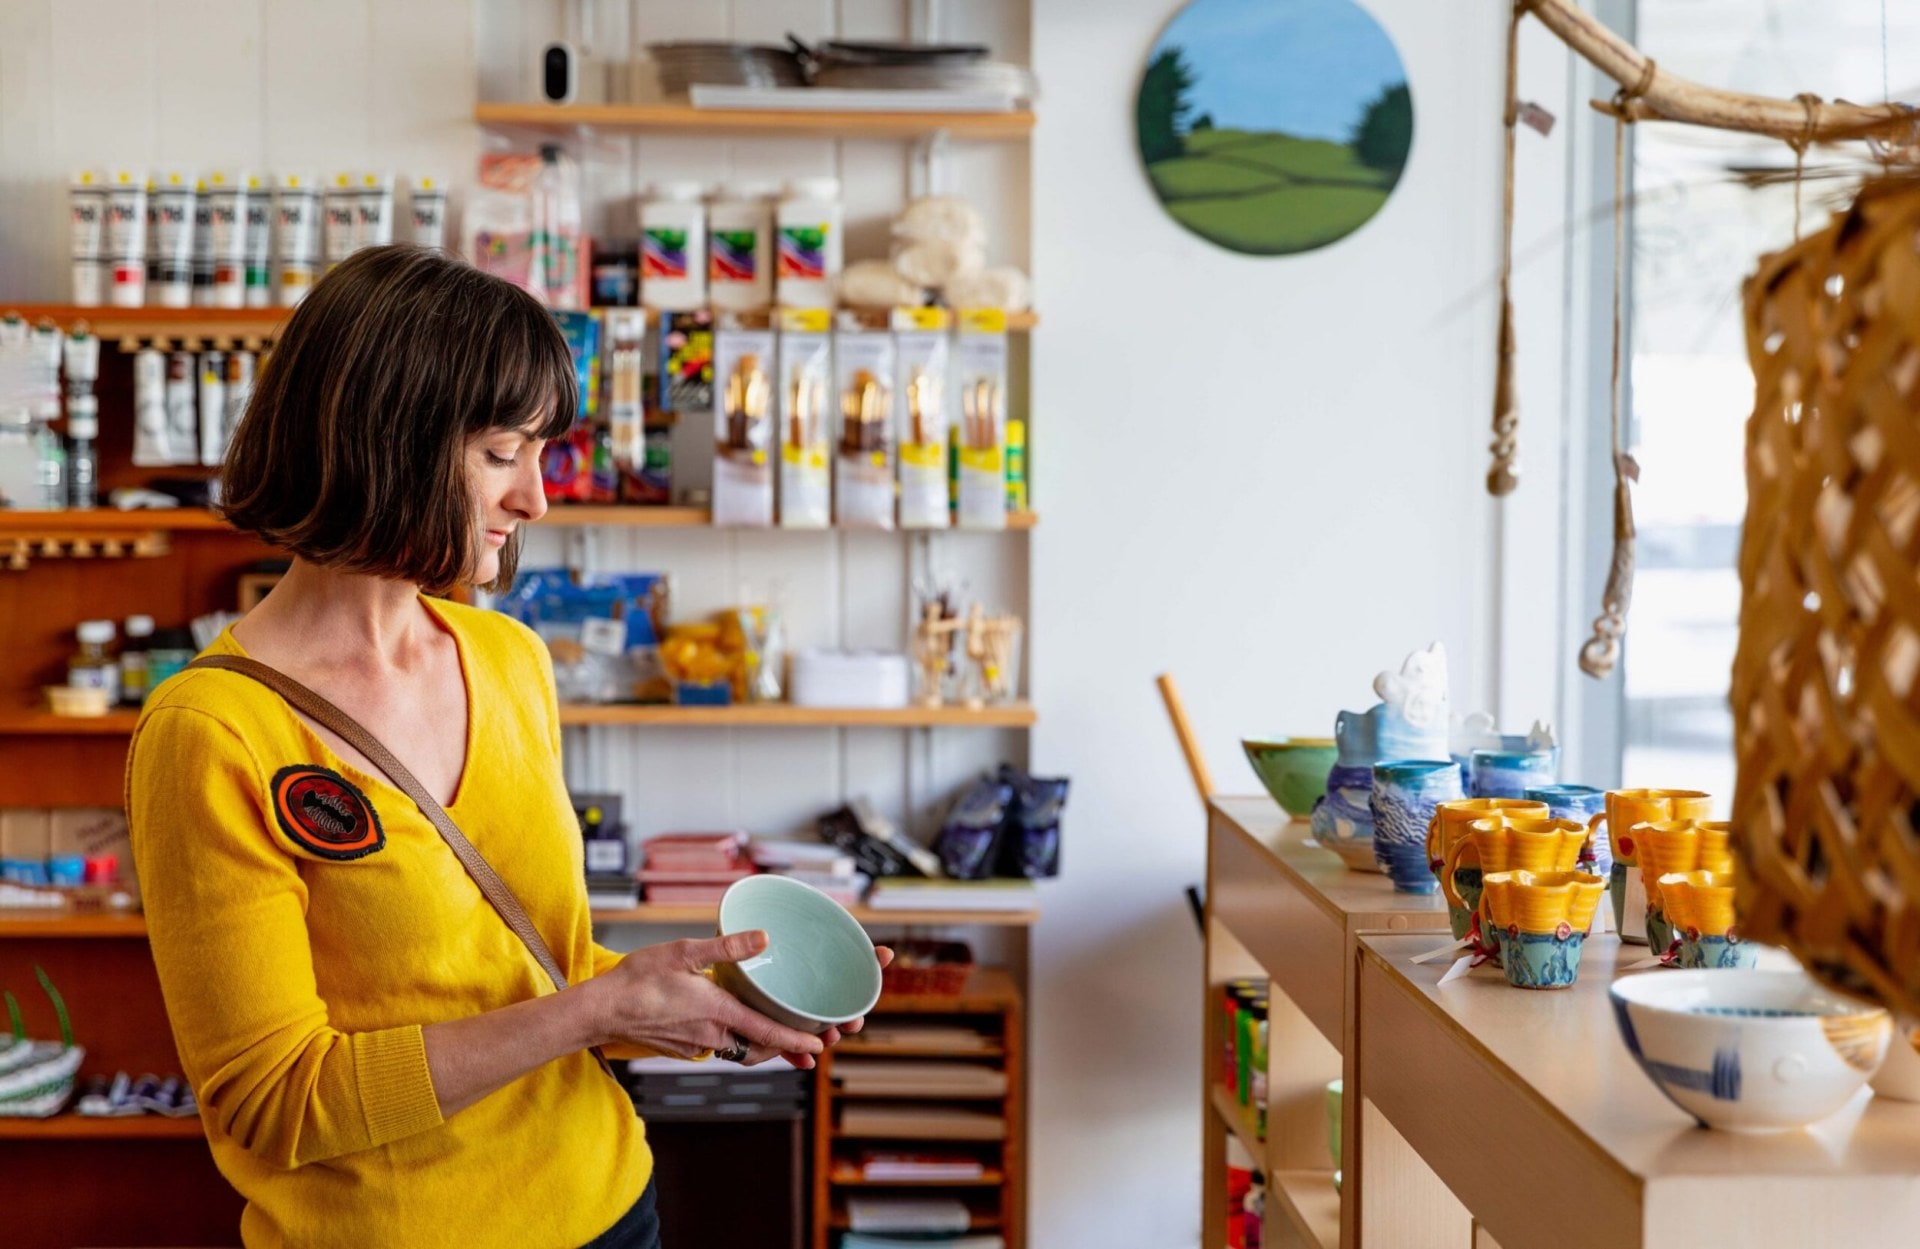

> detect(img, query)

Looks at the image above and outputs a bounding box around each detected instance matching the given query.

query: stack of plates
[807,41,1036,100]
[648,41,805,94]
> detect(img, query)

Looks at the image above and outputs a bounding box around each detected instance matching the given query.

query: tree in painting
[1137,46,1198,163]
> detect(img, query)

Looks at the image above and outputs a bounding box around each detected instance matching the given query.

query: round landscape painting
[1136,0,1413,255]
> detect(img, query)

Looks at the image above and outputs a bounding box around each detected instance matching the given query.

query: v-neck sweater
[126,597,649,1248]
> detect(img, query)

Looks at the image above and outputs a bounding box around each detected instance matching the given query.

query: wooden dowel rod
[1155,673,1216,805]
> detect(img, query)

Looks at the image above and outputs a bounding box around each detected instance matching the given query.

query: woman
[127,245,884,1248]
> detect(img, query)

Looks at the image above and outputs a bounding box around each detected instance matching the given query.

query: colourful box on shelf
[673,679,731,706]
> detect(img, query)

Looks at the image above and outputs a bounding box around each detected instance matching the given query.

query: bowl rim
[1241,736,1337,750]
[1609,969,1887,1022]
[717,874,882,1024]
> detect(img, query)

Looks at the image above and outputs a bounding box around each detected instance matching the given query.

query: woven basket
[1734,171,1920,1017]
[880,939,974,998]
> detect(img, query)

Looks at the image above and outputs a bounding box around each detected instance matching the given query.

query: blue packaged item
[47,855,87,887]
[934,773,1015,881]
[998,766,1068,879]
[551,310,601,420]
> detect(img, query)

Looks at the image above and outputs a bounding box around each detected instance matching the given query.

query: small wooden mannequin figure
[912,598,962,707]
[962,603,1022,709]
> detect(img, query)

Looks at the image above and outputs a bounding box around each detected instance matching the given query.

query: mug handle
[1587,812,1611,865]
[1441,834,1475,912]
[1425,810,1443,871]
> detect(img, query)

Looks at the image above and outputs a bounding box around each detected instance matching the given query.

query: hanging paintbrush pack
[777,308,833,529]
[710,316,776,528]
[955,308,1010,530]
[894,306,953,530]
[833,317,897,530]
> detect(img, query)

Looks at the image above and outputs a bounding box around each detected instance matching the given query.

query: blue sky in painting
[1149,0,1407,142]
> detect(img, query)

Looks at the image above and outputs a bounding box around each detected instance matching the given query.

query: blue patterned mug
[1369,760,1464,893]
[1524,784,1611,881]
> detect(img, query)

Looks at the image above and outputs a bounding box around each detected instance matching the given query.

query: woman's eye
[486,450,518,467]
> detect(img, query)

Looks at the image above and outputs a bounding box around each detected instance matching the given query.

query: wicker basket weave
[1734,172,1920,1017]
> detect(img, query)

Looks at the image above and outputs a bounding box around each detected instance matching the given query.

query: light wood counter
[1356,933,1920,1247]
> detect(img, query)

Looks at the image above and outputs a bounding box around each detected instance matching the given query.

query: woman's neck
[232,559,439,673]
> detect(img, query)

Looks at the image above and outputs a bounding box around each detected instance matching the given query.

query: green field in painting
[1146,128,1395,254]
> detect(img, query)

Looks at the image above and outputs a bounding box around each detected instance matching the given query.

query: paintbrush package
[954,309,1009,530]
[711,314,776,527]
[893,307,952,530]
[777,308,832,529]
[833,317,897,530]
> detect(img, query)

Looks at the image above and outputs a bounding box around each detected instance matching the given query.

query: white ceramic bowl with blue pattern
[1610,969,1891,1132]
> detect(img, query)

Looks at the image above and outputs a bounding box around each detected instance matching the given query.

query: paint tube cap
[77,619,116,646]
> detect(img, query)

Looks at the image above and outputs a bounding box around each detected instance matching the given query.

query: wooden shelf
[0,508,224,535]
[829,1162,1005,1187]
[0,704,141,735]
[1209,1085,1265,1169]
[0,1114,204,1140]
[0,304,287,343]
[538,506,1038,528]
[1269,1170,1341,1249]
[0,911,149,937]
[830,1087,1006,1101]
[557,701,1036,729]
[831,1041,1005,1059]
[476,100,1034,140]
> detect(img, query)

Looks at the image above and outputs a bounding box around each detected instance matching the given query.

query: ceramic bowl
[1242,737,1338,817]
[714,875,882,1033]
[1610,969,1891,1132]
[1869,1015,1920,1101]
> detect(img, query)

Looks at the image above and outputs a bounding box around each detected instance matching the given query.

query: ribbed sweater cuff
[353,1025,444,1145]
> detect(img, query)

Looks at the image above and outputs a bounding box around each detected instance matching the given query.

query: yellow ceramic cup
[1424,797,1548,870]
[1442,818,1589,912]
[1481,869,1607,934]
[1694,821,1735,876]
[1592,789,1712,866]
[1659,870,1737,937]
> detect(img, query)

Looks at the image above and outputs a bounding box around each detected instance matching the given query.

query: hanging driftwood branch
[1525,0,1915,140]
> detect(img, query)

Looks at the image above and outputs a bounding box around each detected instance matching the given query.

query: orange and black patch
[271,766,384,860]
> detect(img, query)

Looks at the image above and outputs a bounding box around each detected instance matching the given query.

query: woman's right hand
[583,930,825,1065]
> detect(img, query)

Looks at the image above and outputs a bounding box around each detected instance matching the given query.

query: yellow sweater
[127,597,649,1248]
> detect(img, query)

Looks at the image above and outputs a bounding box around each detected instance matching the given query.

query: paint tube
[152,170,195,308]
[144,174,159,294]
[323,172,357,271]
[164,352,197,466]
[207,170,247,308]
[223,351,254,462]
[105,169,148,308]
[358,171,394,249]
[198,351,226,465]
[409,174,447,249]
[243,172,272,308]
[70,171,108,306]
[191,176,215,306]
[275,172,320,306]
[132,348,170,467]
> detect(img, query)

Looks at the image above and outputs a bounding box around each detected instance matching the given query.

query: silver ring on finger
[717,1033,751,1063]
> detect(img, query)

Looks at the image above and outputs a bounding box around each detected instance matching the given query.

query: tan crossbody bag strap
[187,654,573,992]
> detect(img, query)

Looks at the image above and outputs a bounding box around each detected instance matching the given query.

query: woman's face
[466,424,550,585]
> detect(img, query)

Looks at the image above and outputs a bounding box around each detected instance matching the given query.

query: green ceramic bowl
[714,875,882,1034]
[1242,737,1338,817]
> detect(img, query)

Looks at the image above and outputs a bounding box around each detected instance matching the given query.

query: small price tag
[581,617,626,658]
[1437,954,1479,987]
[1517,101,1557,136]
[1411,938,1472,965]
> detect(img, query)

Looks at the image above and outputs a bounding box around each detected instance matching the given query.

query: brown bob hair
[219,245,577,593]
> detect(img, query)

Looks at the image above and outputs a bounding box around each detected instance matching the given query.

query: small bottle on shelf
[120,614,155,707]
[146,627,197,694]
[69,619,120,706]
[776,177,843,310]
[66,396,98,509]
[708,181,775,312]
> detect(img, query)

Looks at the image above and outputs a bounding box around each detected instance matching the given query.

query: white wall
[1029,1,1535,1244]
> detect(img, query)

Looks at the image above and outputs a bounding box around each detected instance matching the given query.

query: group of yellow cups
[1602,791,1748,967]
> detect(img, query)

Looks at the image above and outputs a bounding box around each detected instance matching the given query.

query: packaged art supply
[274,172,321,305]
[777,308,832,529]
[530,145,586,310]
[552,310,600,421]
[106,168,147,308]
[955,309,1010,530]
[933,772,1013,880]
[152,170,195,308]
[358,171,395,248]
[999,765,1068,879]
[639,180,707,312]
[323,172,357,272]
[409,174,447,249]
[833,319,896,529]
[468,152,540,291]
[711,316,775,528]
[776,177,843,309]
[604,307,645,477]
[132,347,170,467]
[242,172,272,307]
[708,182,774,312]
[70,170,108,306]
[1005,417,1028,511]
[191,176,214,306]
[223,351,254,460]
[206,170,247,308]
[893,307,952,530]
[164,352,197,467]
[197,352,226,466]
[591,239,638,307]
[658,309,713,415]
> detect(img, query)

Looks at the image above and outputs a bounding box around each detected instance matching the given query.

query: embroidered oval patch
[271,765,384,860]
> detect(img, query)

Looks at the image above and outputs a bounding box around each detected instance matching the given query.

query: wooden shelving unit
[0,506,1038,538]
[0,1113,203,1140]
[814,967,1023,1249]
[476,100,1035,140]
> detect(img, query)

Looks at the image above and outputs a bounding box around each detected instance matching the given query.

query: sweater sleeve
[127,704,445,1168]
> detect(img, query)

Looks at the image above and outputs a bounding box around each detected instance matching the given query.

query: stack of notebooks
[832,1059,1008,1098]
[636,832,754,904]
[838,1103,1006,1140]
[841,1197,1002,1249]
[851,1021,999,1053]
[747,837,870,906]
[865,877,1038,912]
[855,1149,987,1182]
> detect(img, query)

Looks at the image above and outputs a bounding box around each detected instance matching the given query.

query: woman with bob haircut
[126,245,884,1249]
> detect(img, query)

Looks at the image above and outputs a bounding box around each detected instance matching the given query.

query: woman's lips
[484,528,511,547]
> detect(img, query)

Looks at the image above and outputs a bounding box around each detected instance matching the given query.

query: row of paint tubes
[69,170,448,311]
[131,349,253,468]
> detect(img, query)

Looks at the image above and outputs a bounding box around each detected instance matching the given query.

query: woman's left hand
[746,945,892,1070]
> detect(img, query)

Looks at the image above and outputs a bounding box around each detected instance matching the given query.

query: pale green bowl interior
[718,875,881,1024]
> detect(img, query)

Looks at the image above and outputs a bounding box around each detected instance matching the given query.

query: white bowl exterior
[1869,1014,1920,1102]
[716,875,881,1032]
[1611,971,1890,1132]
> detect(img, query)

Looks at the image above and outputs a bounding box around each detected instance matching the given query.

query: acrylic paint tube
[208,171,247,308]
[243,172,272,308]
[275,173,320,306]
[191,177,215,306]
[409,174,447,249]
[164,352,197,466]
[198,352,226,465]
[143,174,159,293]
[223,351,254,462]
[132,348,170,467]
[152,171,195,308]
[323,172,357,272]
[357,171,394,249]
[70,171,108,306]
[105,169,148,308]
